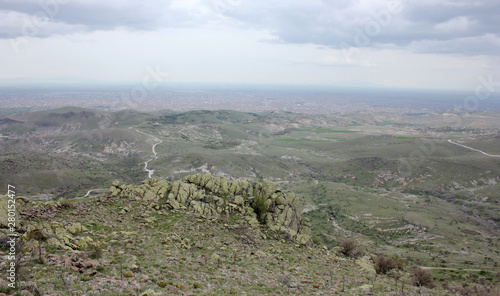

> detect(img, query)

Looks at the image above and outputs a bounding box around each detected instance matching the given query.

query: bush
[375,255,402,275]
[123,270,134,278]
[80,275,93,281]
[412,268,435,288]
[60,200,74,209]
[251,192,268,223]
[88,244,102,259]
[338,240,362,258]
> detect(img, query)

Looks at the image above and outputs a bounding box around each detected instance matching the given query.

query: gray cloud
[1,0,498,55]
[224,0,500,55]
[0,0,201,38]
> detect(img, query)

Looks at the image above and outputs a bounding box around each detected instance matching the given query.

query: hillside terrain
[1,107,500,294]
[1,175,454,295]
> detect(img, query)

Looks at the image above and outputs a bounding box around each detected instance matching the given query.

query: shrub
[123,271,134,278]
[60,200,74,209]
[375,255,403,274]
[251,192,268,223]
[157,281,170,288]
[338,240,362,258]
[80,275,93,281]
[193,282,202,289]
[412,268,435,288]
[88,244,102,259]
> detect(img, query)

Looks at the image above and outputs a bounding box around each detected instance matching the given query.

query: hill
[1,107,500,294]
[0,175,452,295]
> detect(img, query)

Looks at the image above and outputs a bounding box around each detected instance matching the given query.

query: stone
[261,180,276,198]
[205,179,215,191]
[130,265,141,272]
[168,198,181,210]
[64,257,72,267]
[139,289,156,296]
[166,271,181,278]
[167,286,178,293]
[143,190,156,201]
[87,260,99,269]
[217,177,229,195]
[276,194,286,205]
[67,223,83,235]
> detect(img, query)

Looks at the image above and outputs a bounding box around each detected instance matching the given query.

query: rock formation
[108,174,311,244]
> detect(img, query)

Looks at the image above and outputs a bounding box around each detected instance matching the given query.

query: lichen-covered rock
[139,289,156,296]
[67,222,84,235]
[35,222,96,251]
[261,180,276,198]
[0,194,9,227]
[275,193,286,205]
[234,195,244,206]
[107,174,311,245]
[143,190,156,201]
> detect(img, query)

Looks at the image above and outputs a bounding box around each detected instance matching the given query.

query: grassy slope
[2,191,447,295]
[1,108,500,293]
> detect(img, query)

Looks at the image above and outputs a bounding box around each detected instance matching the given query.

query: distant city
[1,85,499,115]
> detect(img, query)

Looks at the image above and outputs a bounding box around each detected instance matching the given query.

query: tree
[412,268,435,288]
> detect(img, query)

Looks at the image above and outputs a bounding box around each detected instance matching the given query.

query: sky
[0,0,499,90]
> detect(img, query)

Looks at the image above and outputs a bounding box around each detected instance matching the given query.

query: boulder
[143,190,156,201]
[234,195,244,206]
[107,174,311,245]
[275,193,286,205]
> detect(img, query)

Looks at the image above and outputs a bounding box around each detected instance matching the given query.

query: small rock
[139,289,156,296]
[166,271,181,279]
[167,285,178,293]
[73,259,85,268]
[130,265,141,272]
[87,260,99,269]
[64,257,72,267]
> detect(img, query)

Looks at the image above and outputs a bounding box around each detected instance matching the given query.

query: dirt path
[448,139,500,158]
[135,129,163,178]
[420,266,483,272]
[82,189,108,198]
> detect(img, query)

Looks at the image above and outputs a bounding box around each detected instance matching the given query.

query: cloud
[408,33,500,56]
[0,0,210,38]
[0,0,498,56]
[223,0,500,55]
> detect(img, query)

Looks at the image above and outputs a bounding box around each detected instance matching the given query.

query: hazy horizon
[1,0,499,92]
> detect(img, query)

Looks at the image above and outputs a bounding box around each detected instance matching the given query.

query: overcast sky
[0,0,499,90]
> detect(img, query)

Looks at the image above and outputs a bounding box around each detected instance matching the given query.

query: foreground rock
[108,174,312,245]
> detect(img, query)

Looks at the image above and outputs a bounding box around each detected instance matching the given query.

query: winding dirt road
[135,129,163,178]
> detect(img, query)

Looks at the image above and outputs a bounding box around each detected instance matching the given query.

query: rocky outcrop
[108,174,311,244]
[24,221,98,252]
